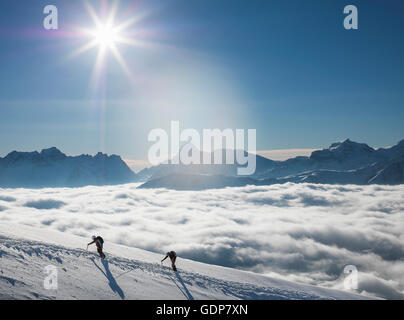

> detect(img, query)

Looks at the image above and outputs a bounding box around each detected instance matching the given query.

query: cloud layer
[0,183,403,299]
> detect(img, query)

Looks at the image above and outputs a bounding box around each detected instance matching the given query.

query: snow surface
[0,222,370,300]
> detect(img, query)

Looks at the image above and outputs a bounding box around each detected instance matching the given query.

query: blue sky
[0,0,403,163]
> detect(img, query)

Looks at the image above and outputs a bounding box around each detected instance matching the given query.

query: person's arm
[161,254,168,262]
[87,240,95,246]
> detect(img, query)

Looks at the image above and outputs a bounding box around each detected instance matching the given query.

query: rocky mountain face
[0,147,137,188]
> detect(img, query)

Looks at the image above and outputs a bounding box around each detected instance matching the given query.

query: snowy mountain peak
[328,139,374,153]
[310,139,375,163]
[0,148,138,188]
[397,139,404,147]
[40,147,67,160]
[95,151,108,159]
[4,150,39,162]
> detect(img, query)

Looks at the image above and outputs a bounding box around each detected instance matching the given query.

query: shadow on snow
[168,270,194,300]
[91,258,125,299]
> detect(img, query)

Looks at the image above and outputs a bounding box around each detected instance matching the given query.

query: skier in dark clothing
[87,235,106,259]
[161,251,177,271]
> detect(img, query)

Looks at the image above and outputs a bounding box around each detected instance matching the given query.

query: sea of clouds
[0,183,403,299]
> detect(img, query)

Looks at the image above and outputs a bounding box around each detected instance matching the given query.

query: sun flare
[70,1,148,84]
[92,25,119,48]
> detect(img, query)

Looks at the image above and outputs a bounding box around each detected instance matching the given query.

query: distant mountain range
[0,147,137,188]
[1,139,403,189]
[139,139,404,190]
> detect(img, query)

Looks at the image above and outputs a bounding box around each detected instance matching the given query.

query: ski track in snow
[0,232,368,300]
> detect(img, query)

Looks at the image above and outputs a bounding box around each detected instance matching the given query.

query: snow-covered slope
[0,223,370,300]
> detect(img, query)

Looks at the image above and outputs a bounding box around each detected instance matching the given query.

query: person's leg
[97,247,104,258]
[171,257,177,271]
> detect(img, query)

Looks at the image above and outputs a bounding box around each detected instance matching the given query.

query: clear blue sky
[0,0,403,160]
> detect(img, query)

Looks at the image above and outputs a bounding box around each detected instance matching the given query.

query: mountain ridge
[1,139,403,189]
[0,147,137,188]
[139,139,404,189]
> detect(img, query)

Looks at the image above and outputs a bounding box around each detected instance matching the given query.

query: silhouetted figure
[162,251,177,271]
[88,235,106,259]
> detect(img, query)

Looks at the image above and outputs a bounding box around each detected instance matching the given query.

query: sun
[70,1,148,84]
[92,24,119,48]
